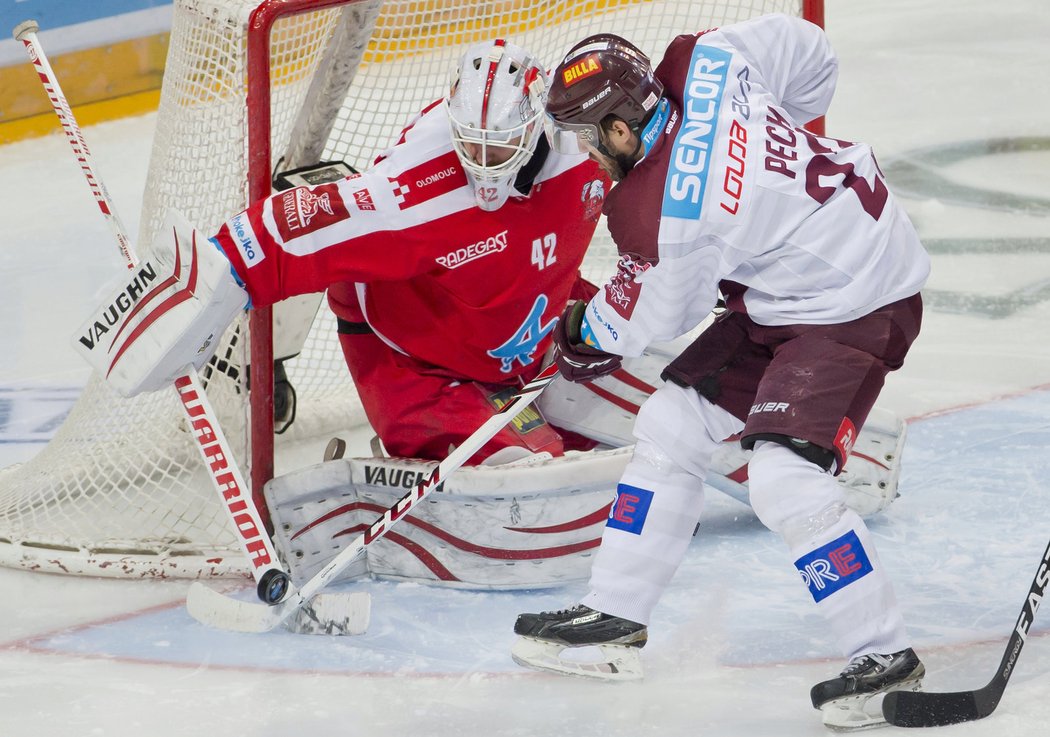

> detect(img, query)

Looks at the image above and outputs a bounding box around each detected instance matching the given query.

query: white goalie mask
[446,39,548,211]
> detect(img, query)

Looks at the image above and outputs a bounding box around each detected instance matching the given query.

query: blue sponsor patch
[794,530,874,603]
[605,483,654,535]
[661,44,731,221]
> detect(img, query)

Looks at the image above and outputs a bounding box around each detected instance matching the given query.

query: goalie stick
[14,19,291,606]
[883,537,1050,728]
[185,363,561,633]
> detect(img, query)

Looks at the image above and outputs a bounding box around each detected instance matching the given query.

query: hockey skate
[811,648,925,731]
[511,604,647,681]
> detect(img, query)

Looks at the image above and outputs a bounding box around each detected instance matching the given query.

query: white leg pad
[265,448,630,589]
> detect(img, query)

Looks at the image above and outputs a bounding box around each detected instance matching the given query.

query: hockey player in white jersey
[510,14,930,730]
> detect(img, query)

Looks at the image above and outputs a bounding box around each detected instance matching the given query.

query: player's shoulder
[372,99,454,169]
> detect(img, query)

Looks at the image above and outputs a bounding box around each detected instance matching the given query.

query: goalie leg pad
[73,210,248,396]
[265,448,630,589]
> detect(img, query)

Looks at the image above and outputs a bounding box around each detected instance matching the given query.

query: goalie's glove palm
[553,300,622,383]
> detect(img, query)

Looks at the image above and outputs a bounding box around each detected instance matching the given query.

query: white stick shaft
[15,21,136,268]
[15,20,284,588]
[296,363,560,603]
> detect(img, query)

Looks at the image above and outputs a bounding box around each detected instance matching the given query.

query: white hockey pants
[583,382,909,660]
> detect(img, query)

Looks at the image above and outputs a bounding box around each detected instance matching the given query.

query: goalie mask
[446,39,548,211]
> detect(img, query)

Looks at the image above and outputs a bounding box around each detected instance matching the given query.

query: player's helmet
[446,39,548,211]
[545,34,663,155]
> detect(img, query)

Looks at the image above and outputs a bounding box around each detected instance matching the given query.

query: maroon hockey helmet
[545,34,664,154]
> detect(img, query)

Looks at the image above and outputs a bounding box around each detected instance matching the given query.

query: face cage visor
[446,101,543,182]
[544,114,602,156]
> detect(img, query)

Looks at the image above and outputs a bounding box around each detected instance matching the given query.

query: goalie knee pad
[73,210,248,396]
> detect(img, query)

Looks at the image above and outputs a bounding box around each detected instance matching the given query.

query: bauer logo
[230,214,265,268]
[794,530,873,603]
[605,483,654,535]
[662,44,730,220]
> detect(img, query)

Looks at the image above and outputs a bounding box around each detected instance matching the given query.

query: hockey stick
[14,19,291,605]
[883,538,1050,728]
[185,363,561,633]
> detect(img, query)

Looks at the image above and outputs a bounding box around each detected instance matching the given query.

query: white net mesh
[0,0,809,578]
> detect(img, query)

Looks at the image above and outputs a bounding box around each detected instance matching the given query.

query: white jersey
[582,14,930,356]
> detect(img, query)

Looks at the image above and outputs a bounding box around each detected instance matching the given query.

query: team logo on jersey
[605,483,654,535]
[603,253,652,320]
[795,530,874,603]
[562,54,602,87]
[273,183,349,242]
[487,294,556,373]
[352,188,376,211]
[581,178,605,222]
[388,150,465,210]
[662,44,730,220]
[436,230,509,269]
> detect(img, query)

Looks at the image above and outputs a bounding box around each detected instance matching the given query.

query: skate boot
[511,604,647,681]
[811,648,925,731]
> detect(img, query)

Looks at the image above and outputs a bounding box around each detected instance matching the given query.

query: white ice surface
[2,1,1050,735]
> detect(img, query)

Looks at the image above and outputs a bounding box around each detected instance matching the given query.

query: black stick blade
[883,689,985,728]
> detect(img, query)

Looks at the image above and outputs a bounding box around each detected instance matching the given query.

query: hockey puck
[257,568,291,605]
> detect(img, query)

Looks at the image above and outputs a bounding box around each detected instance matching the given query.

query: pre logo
[795,530,873,602]
[605,483,654,535]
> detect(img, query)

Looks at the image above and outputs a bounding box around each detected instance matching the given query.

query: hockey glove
[553,300,622,383]
[73,211,249,397]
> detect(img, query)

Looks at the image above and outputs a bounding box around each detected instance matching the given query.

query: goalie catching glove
[73,210,249,396]
[553,300,622,383]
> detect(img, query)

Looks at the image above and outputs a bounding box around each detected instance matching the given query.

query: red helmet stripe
[480,39,506,129]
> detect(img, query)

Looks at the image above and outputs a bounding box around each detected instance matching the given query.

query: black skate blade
[883,690,981,728]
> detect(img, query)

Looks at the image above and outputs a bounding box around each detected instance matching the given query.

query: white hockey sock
[583,439,706,625]
[748,442,909,660]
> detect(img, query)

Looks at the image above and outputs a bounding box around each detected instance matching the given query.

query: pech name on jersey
[662,44,730,220]
[436,230,509,269]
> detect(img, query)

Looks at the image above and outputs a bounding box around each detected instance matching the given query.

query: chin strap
[513,133,551,194]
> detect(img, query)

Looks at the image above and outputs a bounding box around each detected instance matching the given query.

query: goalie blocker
[74,211,248,397]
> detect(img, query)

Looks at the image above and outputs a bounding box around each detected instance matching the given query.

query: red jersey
[213,102,610,383]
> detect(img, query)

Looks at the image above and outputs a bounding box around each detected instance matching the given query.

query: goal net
[0,0,821,578]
